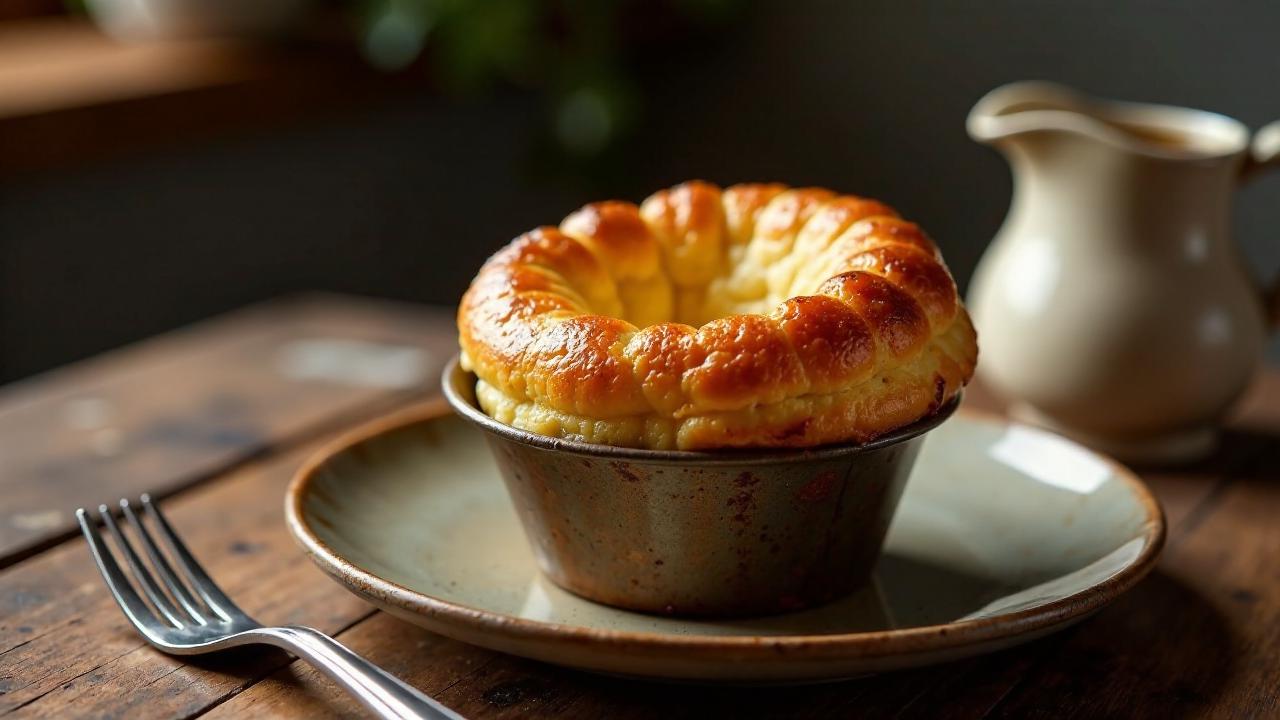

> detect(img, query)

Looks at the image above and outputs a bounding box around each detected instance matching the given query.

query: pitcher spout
[967,81,1248,162]
[967,81,1090,147]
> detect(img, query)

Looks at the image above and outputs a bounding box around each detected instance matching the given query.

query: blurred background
[1,0,1278,383]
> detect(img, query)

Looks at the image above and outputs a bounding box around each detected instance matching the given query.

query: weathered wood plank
[0,419,443,717]
[0,293,456,565]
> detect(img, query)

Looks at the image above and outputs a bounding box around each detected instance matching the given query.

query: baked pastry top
[457,181,978,450]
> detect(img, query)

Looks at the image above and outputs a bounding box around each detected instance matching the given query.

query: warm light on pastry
[457,181,978,450]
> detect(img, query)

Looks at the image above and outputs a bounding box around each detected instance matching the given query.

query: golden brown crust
[458,181,978,449]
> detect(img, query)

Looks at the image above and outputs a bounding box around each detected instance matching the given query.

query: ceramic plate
[286,403,1164,683]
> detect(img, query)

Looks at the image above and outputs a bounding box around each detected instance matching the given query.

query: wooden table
[2,294,1277,719]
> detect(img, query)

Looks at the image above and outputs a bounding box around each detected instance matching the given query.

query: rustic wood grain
[1,297,1277,720]
[0,428,408,718]
[0,293,455,567]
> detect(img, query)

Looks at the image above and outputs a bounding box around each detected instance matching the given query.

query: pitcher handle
[1243,121,1280,330]
[1243,121,1280,178]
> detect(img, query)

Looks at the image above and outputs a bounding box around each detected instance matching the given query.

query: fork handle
[250,626,464,720]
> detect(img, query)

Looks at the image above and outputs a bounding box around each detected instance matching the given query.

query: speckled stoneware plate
[286,402,1164,683]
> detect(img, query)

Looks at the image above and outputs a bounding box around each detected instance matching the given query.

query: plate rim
[285,399,1166,662]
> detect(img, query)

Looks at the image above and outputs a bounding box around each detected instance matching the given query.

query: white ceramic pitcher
[967,81,1280,464]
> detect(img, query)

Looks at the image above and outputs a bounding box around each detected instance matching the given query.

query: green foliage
[356,0,739,157]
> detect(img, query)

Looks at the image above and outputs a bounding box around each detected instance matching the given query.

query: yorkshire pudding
[457,181,978,450]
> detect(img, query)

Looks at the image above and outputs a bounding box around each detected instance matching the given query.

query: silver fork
[77,494,463,720]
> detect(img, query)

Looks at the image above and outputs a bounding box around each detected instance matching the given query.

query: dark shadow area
[983,569,1239,719]
[731,553,1021,635]
[1129,426,1280,477]
[875,553,1023,628]
[175,643,292,678]
[1216,427,1280,473]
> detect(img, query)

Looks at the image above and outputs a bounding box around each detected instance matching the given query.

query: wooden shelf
[0,18,261,118]
[0,16,421,178]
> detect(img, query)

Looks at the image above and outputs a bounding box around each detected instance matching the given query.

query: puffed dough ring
[458,181,978,450]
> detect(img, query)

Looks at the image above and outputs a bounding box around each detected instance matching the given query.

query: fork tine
[100,506,185,628]
[119,499,208,624]
[140,494,244,621]
[77,507,169,640]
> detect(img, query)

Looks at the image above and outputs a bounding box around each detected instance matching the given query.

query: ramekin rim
[440,354,959,465]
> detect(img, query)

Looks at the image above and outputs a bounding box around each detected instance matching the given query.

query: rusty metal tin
[442,356,958,617]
